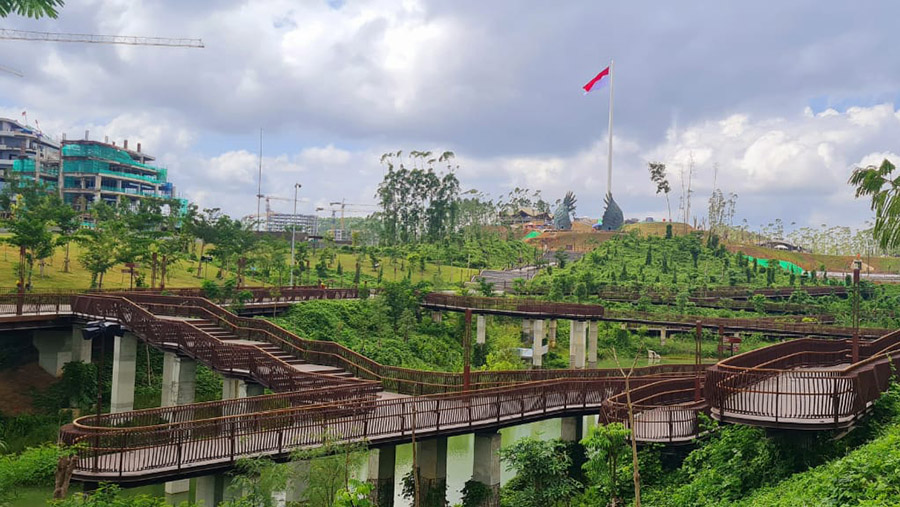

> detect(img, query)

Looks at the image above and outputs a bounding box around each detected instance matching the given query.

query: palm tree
[0,0,64,18]
[849,159,900,250]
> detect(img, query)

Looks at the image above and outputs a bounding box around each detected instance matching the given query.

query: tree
[191,207,222,278]
[0,179,58,290]
[76,203,125,289]
[648,162,672,222]
[582,423,632,506]
[53,197,80,273]
[499,437,581,507]
[849,159,900,250]
[0,0,64,18]
[220,458,288,507]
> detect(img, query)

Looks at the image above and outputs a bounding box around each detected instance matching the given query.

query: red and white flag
[582,66,610,94]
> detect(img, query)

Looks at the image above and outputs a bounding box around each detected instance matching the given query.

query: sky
[2,0,900,231]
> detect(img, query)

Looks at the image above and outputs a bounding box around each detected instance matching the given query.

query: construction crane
[0,28,204,47]
[328,199,379,240]
[0,28,203,77]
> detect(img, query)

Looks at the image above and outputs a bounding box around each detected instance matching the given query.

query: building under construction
[8,129,180,212]
[1,118,60,188]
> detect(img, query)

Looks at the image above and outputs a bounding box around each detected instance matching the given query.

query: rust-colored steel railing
[122,294,702,395]
[61,378,665,480]
[66,383,382,431]
[422,293,604,319]
[0,293,73,317]
[601,377,709,443]
[704,328,900,427]
[71,295,373,395]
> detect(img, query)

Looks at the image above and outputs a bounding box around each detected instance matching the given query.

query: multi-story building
[263,213,319,234]
[0,118,61,189]
[58,139,176,211]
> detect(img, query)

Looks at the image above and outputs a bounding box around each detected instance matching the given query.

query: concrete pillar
[472,432,501,506]
[560,416,584,442]
[196,474,230,507]
[161,351,196,502]
[569,321,586,369]
[368,446,395,507]
[161,352,196,409]
[476,315,486,345]
[70,325,92,364]
[416,437,447,505]
[431,311,442,323]
[548,319,558,348]
[588,321,599,368]
[109,332,137,413]
[222,378,264,400]
[285,461,311,504]
[532,319,545,368]
[522,319,533,340]
[32,329,72,377]
[659,328,667,346]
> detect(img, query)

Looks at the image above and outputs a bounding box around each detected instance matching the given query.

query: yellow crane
[328,199,378,240]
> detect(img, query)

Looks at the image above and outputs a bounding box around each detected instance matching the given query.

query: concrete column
[476,315,486,345]
[368,446,395,507]
[548,319,558,348]
[162,352,196,503]
[161,352,196,409]
[109,332,137,413]
[560,416,584,442]
[431,311,442,323]
[32,329,72,377]
[588,321,599,368]
[569,321,586,369]
[196,474,231,507]
[222,378,264,400]
[659,328,667,346]
[473,432,501,506]
[532,319,545,368]
[522,319,533,340]
[70,325,92,364]
[416,437,447,505]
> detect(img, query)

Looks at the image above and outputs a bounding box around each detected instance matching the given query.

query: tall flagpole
[607,60,614,197]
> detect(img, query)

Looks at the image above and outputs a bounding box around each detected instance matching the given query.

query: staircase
[186,319,357,380]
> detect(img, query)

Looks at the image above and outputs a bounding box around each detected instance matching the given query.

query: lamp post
[852,254,862,363]
[289,183,302,287]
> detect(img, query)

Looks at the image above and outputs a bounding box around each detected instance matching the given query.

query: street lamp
[289,183,302,287]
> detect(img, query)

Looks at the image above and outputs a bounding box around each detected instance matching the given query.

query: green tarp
[524,230,542,240]
[744,255,805,275]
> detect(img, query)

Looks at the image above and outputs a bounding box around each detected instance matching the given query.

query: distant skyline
[2,0,899,230]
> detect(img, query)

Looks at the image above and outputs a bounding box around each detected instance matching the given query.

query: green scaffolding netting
[61,144,166,184]
[743,255,805,274]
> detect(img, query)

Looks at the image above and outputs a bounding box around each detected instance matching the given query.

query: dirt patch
[0,362,56,415]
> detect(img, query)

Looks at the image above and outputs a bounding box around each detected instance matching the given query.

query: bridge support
[472,432,501,506]
[110,332,138,413]
[415,437,447,506]
[368,445,396,507]
[532,319,545,367]
[659,328,667,346]
[161,352,197,505]
[548,319,558,347]
[196,474,233,507]
[587,321,598,368]
[569,321,586,369]
[71,325,92,364]
[560,416,584,442]
[476,315,486,345]
[222,378,265,400]
[431,311,442,323]
[522,319,533,340]
[32,329,73,377]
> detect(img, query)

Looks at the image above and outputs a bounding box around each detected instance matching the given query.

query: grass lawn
[0,237,248,291]
[330,251,480,286]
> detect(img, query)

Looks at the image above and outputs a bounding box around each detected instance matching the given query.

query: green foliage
[580,423,631,505]
[33,360,97,412]
[461,479,493,507]
[220,458,288,507]
[499,437,581,507]
[333,479,373,507]
[0,444,73,503]
[50,484,179,507]
[291,437,368,507]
